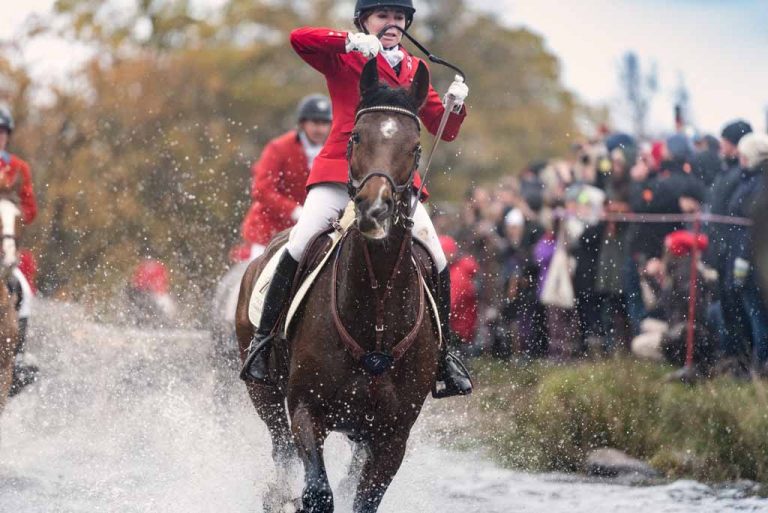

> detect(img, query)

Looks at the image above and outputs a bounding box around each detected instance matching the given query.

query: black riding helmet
[0,106,14,133]
[354,0,415,31]
[297,94,332,123]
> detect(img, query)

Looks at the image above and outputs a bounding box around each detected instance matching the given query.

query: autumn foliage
[1,0,581,301]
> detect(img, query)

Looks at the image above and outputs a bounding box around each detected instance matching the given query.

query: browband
[355,106,420,129]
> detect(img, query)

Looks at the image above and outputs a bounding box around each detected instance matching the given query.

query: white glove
[291,206,303,222]
[734,257,750,288]
[444,75,468,114]
[345,32,383,59]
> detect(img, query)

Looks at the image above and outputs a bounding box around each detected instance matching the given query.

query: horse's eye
[351,132,361,144]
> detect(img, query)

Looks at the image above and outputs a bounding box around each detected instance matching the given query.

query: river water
[1,301,766,512]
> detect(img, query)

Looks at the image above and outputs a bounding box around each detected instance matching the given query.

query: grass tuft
[439,357,768,484]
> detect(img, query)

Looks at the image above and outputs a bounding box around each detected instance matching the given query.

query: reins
[376,25,467,82]
[333,26,466,376]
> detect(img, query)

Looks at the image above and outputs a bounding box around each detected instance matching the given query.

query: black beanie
[721,120,753,146]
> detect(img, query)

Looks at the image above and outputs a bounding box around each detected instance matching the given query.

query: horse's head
[347,58,429,240]
[0,196,21,272]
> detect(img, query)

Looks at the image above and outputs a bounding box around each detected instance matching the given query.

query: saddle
[247,202,441,345]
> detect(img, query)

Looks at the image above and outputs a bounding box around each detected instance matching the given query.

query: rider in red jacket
[241,95,332,257]
[1,106,39,396]
[241,0,472,398]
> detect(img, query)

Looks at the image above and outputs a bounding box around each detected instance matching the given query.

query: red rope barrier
[686,218,702,369]
[553,209,754,226]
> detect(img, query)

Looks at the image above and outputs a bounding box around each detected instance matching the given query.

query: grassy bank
[433,358,768,485]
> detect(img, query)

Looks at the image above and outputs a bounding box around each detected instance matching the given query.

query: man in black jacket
[624,134,705,333]
[691,134,721,188]
[629,134,706,259]
[728,133,768,371]
[708,120,753,369]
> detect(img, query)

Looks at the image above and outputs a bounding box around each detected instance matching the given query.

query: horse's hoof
[284,498,302,512]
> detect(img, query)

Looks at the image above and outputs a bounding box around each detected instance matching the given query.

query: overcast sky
[2,0,767,136]
[475,0,768,136]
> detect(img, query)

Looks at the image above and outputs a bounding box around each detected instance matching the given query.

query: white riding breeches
[286,183,447,271]
[12,267,32,319]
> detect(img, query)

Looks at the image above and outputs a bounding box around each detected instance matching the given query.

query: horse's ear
[410,61,430,110]
[360,58,380,100]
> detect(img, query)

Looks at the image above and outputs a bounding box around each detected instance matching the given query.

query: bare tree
[619,51,657,139]
[673,73,692,130]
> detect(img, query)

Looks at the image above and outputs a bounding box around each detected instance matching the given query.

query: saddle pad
[247,245,288,327]
[248,201,441,342]
[248,201,356,329]
[283,201,357,336]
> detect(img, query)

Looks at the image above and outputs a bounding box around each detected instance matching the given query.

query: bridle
[336,105,430,377]
[346,105,422,227]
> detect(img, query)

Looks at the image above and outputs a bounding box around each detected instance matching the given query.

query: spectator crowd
[434,120,768,378]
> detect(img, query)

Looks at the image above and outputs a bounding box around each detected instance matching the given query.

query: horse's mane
[357,83,419,115]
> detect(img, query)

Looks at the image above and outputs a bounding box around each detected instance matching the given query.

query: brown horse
[236,59,440,513]
[0,196,22,419]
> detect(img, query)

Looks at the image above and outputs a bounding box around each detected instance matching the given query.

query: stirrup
[432,351,473,399]
[239,334,275,384]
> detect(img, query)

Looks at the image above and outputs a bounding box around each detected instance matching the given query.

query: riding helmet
[0,106,14,133]
[354,0,416,30]
[297,94,332,123]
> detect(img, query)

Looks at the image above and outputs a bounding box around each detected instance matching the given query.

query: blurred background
[0,0,765,303]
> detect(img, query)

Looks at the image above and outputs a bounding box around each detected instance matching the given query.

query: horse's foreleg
[247,383,294,462]
[352,435,408,513]
[247,383,300,513]
[292,403,333,513]
[339,440,371,500]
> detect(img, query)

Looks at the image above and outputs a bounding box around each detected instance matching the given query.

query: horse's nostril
[370,204,390,221]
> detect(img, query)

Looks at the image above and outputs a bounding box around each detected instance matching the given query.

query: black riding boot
[432,268,473,398]
[10,318,38,397]
[240,251,299,384]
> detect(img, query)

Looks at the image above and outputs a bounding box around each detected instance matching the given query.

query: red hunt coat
[241,130,310,245]
[0,152,37,224]
[290,27,467,191]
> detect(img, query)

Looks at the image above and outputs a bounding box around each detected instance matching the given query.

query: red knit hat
[664,230,709,257]
[650,140,665,171]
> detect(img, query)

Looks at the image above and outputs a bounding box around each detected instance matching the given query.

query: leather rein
[335,105,427,376]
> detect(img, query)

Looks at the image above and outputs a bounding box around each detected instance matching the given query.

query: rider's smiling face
[362,8,406,48]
